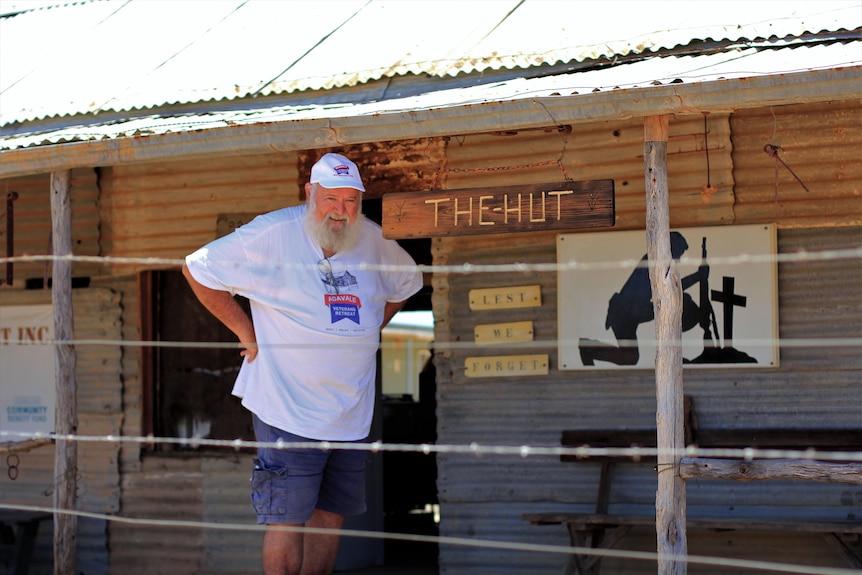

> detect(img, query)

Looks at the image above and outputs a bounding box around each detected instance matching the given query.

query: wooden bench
[522,398,862,573]
[522,512,862,574]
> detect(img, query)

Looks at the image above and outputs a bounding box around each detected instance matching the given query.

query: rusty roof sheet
[1,0,859,124]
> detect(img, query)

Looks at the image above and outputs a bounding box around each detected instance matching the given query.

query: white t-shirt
[185,205,423,440]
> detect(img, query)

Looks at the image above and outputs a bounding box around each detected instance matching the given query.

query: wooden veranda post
[51,169,78,574]
[643,116,687,574]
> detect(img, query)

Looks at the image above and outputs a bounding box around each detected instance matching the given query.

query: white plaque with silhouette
[557,224,778,370]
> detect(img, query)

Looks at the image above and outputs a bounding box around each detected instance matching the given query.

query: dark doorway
[143,269,252,448]
[381,351,439,567]
[364,196,438,567]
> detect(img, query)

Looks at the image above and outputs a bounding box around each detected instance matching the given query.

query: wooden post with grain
[51,169,78,575]
[644,115,687,574]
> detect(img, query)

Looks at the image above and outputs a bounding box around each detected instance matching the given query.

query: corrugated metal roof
[0,0,859,124]
[1,41,860,153]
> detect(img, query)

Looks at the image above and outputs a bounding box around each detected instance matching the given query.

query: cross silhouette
[711,276,747,347]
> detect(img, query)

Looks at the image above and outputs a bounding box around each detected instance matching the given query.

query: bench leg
[561,552,577,575]
[559,461,625,574]
[564,528,592,575]
[561,461,617,574]
[565,524,634,575]
[821,533,862,569]
[7,519,41,575]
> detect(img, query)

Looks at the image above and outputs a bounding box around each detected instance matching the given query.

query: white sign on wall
[557,224,778,370]
[0,304,56,439]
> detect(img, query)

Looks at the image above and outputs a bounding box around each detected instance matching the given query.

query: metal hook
[763,144,811,194]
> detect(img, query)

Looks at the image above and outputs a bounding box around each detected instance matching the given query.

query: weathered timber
[0,438,52,455]
[381,180,614,239]
[522,513,862,534]
[645,114,687,575]
[51,169,78,575]
[693,429,862,449]
[680,457,862,485]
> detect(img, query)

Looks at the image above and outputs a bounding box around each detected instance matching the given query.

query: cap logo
[310,152,365,192]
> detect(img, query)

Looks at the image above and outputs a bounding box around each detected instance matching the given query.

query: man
[182,152,423,575]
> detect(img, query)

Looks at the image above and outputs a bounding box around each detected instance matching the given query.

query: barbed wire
[2,430,861,465]
[1,245,861,273]
[8,336,860,352]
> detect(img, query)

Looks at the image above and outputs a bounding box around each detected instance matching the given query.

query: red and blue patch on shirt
[325,293,361,323]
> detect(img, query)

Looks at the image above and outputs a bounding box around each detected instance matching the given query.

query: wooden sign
[464,354,549,378]
[469,285,541,311]
[0,305,55,439]
[381,180,614,239]
[474,321,534,345]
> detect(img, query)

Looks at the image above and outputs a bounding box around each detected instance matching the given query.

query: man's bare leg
[302,509,345,575]
[262,509,344,575]
[262,523,302,575]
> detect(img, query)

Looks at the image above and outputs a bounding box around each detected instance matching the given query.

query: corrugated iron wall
[0,168,101,284]
[199,456,263,574]
[108,455,260,575]
[431,108,862,573]
[98,274,144,477]
[0,287,123,575]
[438,114,735,230]
[111,456,205,574]
[99,153,302,272]
[731,99,862,228]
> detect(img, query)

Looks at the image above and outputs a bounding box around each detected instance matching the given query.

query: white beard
[303,207,364,254]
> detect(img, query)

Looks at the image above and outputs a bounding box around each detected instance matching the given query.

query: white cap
[309,153,365,192]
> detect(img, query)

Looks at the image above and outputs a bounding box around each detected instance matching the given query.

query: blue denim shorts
[250,415,368,525]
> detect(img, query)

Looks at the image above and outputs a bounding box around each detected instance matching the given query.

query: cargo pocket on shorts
[251,458,287,516]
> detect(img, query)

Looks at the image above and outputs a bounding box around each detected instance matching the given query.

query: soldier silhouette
[579,231,705,366]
